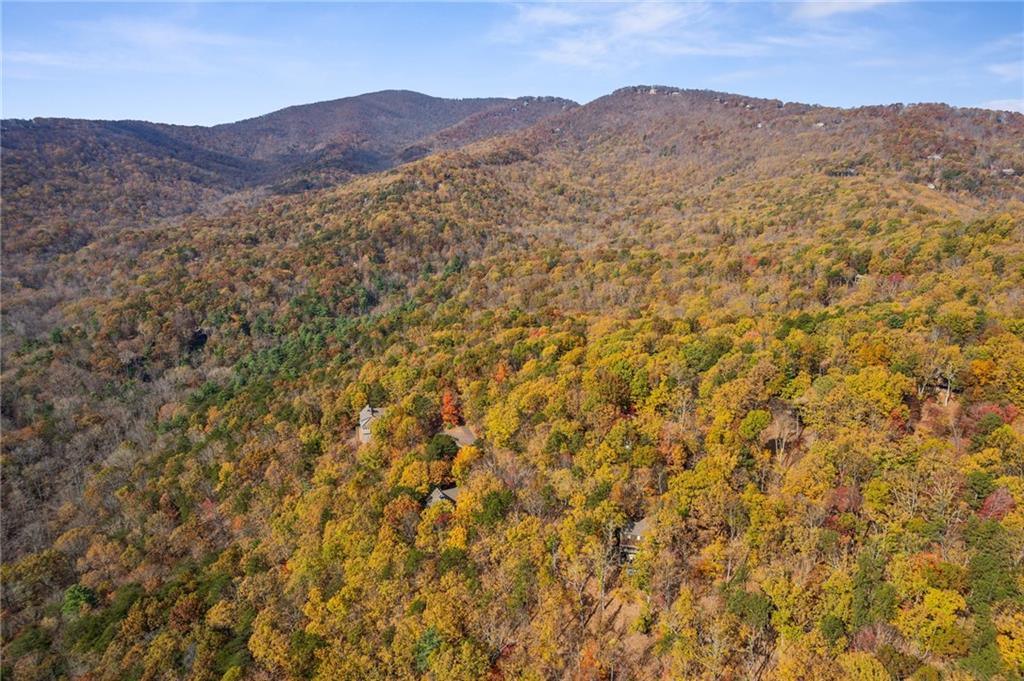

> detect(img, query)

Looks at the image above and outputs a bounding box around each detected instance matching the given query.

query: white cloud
[987,61,1023,82]
[4,48,200,75]
[791,1,895,21]
[488,4,587,43]
[976,31,1024,56]
[650,36,769,58]
[983,98,1024,113]
[494,2,704,67]
[539,34,610,66]
[71,18,248,49]
[612,3,690,36]
[516,5,584,28]
[4,50,88,69]
[762,27,873,50]
[4,16,257,78]
[491,1,879,69]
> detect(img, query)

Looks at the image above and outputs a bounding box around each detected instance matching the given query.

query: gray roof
[426,486,461,507]
[359,405,384,429]
[442,425,478,448]
[623,516,651,538]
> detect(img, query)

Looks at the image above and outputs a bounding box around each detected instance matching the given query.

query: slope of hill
[0,91,575,262]
[2,87,1023,680]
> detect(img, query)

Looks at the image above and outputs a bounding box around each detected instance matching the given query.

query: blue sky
[2,2,1022,124]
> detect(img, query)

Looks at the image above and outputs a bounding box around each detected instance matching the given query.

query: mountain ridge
[0,89,577,260]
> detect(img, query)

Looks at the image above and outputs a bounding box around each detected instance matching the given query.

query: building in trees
[442,424,478,448]
[426,486,462,507]
[357,404,385,443]
[619,516,651,562]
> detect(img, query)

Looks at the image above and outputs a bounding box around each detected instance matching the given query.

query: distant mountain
[517,86,1023,201]
[0,90,576,259]
[164,90,574,163]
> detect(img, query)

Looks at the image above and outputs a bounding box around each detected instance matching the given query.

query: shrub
[425,433,459,461]
[738,410,772,440]
[820,614,847,645]
[474,490,514,527]
[61,584,98,617]
[726,589,774,631]
[414,627,442,672]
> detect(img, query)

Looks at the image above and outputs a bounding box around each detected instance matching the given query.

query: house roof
[359,405,384,428]
[623,516,651,538]
[427,485,461,506]
[442,425,478,448]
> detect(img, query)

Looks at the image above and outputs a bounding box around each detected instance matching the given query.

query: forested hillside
[0,91,573,269]
[2,86,1023,680]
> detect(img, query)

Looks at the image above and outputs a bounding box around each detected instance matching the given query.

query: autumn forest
[2,85,1023,680]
